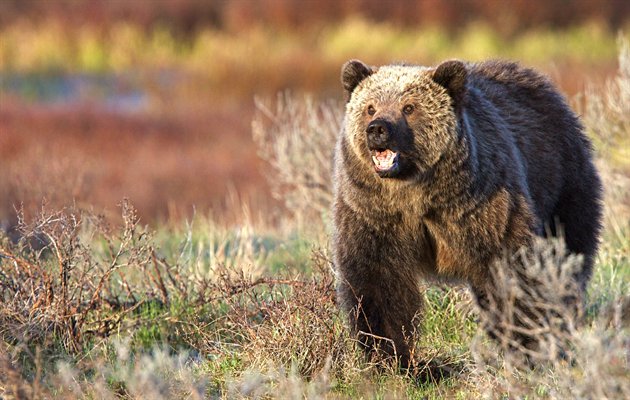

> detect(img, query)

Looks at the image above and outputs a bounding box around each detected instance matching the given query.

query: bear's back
[466,60,591,223]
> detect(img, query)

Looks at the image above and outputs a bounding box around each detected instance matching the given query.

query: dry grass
[580,35,630,171]
[471,238,630,399]
[0,201,358,398]
[252,93,342,232]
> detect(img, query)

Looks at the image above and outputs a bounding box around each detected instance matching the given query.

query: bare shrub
[472,237,630,399]
[0,200,353,397]
[474,238,584,364]
[473,308,630,399]
[577,34,630,238]
[211,250,356,378]
[579,35,630,170]
[0,201,147,397]
[0,216,243,397]
[252,92,342,231]
[0,200,160,354]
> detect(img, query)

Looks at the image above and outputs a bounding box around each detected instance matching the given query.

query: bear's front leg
[334,208,423,369]
[339,281,422,369]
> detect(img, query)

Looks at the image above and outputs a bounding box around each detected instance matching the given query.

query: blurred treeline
[1,0,629,35]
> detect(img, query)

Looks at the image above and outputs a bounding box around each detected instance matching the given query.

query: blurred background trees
[1,0,628,227]
[2,0,628,35]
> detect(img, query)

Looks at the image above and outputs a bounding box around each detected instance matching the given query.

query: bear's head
[341,59,467,180]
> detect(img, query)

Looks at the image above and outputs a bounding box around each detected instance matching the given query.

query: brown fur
[333,59,602,368]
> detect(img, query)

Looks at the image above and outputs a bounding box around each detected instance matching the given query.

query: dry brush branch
[252,92,343,229]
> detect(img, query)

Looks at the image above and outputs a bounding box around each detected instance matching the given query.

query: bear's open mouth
[371,149,399,172]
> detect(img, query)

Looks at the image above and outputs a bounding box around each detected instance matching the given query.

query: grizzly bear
[333,59,602,369]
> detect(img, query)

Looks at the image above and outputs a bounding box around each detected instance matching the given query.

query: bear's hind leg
[551,169,603,291]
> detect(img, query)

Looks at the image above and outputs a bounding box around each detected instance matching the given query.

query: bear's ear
[432,60,468,106]
[341,60,374,99]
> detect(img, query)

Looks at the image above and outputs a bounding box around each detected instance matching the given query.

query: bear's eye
[403,104,414,115]
[367,105,376,116]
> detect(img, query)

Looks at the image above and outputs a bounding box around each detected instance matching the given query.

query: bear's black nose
[366,119,388,135]
[366,119,392,148]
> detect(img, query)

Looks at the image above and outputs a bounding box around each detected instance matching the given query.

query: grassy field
[1,25,629,399]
